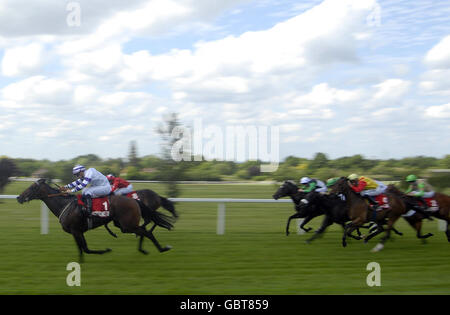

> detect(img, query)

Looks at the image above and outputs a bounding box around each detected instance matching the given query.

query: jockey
[326,177,339,189]
[61,165,111,216]
[347,174,387,209]
[405,174,435,198]
[299,177,327,193]
[106,174,134,196]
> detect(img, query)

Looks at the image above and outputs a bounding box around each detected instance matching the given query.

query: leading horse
[17,179,174,262]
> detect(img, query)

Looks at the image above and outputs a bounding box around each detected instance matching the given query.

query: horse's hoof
[105,248,112,253]
[371,243,384,252]
[161,245,172,252]
[139,250,149,255]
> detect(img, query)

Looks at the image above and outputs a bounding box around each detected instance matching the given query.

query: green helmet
[326,177,339,187]
[406,174,417,182]
[347,174,359,181]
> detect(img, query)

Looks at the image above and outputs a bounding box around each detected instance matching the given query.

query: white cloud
[286,83,363,109]
[425,103,450,119]
[1,43,45,77]
[373,79,411,100]
[1,75,72,105]
[424,35,450,69]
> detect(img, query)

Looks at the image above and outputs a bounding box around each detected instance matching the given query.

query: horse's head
[273,180,299,200]
[17,179,52,204]
[328,177,349,195]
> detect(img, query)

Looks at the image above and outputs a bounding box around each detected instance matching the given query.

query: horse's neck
[290,192,303,204]
[41,195,75,219]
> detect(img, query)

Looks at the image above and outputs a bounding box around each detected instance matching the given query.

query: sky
[0,0,449,162]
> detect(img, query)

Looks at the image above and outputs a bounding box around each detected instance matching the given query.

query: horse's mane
[385,184,403,195]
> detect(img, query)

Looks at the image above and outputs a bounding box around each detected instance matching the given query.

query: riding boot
[413,198,432,220]
[82,195,93,218]
[365,195,379,210]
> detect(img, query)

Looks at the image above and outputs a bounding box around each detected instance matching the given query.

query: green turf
[0,181,449,294]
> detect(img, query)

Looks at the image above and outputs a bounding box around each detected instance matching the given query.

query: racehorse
[111,189,178,254]
[362,184,433,242]
[296,191,374,244]
[330,177,407,250]
[104,189,178,238]
[386,185,449,242]
[16,179,174,262]
[272,181,314,235]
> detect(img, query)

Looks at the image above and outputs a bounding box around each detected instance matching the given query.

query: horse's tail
[160,196,179,218]
[137,200,175,231]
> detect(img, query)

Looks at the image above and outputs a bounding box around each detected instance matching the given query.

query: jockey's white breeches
[113,184,134,195]
[82,185,111,198]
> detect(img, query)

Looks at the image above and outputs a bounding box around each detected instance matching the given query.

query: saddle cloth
[126,191,140,200]
[422,198,439,212]
[76,195,110,217]
[374,194,390,210]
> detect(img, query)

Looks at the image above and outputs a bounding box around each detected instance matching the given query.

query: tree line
[1,152,449,190]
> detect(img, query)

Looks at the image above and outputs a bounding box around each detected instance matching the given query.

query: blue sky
[0,0,449,163]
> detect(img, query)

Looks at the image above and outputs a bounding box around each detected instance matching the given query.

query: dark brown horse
[330,177,407,251]
[363,184,433,242]
[105,189,178,254]
[16,179,174,262]
[104,189,178,234]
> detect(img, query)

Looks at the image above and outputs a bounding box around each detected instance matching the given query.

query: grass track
[0,182,449,294]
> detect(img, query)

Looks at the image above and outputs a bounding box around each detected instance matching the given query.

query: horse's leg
[306,216,332,244]
[363,225,384,243]
[342,222,353,247]
[415,220,433,241]
[104,223,118,238]
[148,223,157,233]
[133,226,171,253]
[286,213,301,236]
[299,215,314,233]
[433,213,450,242]
[72,232,111,263]
[372,216,400,252]
[73,231,112,256]
[138,235,148,255]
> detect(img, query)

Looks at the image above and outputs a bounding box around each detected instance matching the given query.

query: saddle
[76,195,110,217]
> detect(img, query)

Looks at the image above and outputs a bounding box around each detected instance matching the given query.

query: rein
[47,192,71,198]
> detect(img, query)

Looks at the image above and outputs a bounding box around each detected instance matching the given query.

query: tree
[128,140,140,167]
[0,158,16,194]
[308,152,329,170]
[156,113,187,197]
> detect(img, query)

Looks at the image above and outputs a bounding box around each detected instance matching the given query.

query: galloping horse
[330,177,406,250]
[104,189,178,242]
[17,179,174,261]
[387,185,450,242]
[272,181,313,235]
[296,191,371,244]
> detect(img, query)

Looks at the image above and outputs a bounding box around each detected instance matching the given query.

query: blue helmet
[72,164,86,175]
